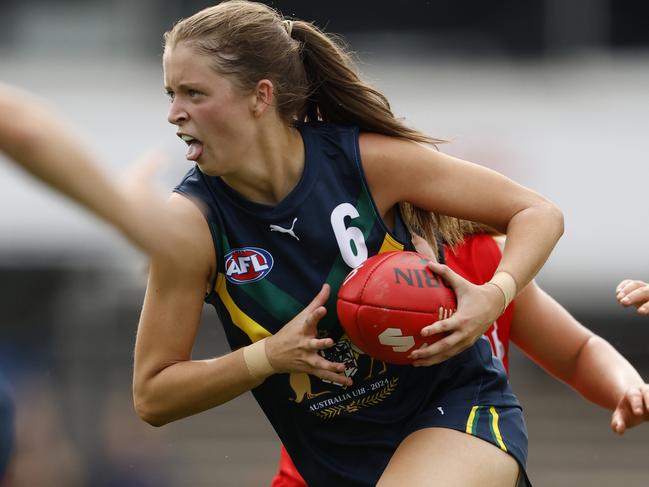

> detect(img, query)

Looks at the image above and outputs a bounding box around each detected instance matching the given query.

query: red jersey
[271,233,514,487]
[444,233,513,371]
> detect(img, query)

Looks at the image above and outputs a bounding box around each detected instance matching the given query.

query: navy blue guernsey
[174,123,526,487]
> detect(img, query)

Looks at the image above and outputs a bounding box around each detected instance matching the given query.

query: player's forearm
[497,203,564,293]
[566,335,644,410]
[133,349,263,427]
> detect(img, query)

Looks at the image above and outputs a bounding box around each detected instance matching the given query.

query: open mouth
[178,133,204,161]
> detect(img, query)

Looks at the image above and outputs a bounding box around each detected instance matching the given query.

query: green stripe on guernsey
[465,406,508,452]
[229,273,307,324]
[210,223,274,343]
[465,405,480,435]
[488,406,508,452]
[216,229,403,341]
[319,185,390,332]
[211,222,231,254]
[213,218,305,323]
[210,188,404,338]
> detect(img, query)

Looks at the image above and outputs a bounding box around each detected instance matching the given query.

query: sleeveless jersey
[175,123,525,487]
[271,233,515,487]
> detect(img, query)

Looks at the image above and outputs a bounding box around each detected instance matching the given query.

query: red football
[337,251,457,365]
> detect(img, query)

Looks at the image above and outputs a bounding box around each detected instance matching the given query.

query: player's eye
[165,90,175,101]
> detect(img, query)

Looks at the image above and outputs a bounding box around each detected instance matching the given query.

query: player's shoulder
[358,132,432,163]
[167,192,213,243]
[162,192,215,273]
[358,133,441,209]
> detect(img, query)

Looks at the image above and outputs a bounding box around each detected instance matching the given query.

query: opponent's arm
[510,280,649,434]
[133,194,349,426]
[361,134,563,364]
[0,83,176,256]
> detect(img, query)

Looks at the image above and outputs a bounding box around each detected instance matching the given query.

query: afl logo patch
[225,247,274,284]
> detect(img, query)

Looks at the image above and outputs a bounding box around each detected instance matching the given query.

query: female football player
[132,2,564,486]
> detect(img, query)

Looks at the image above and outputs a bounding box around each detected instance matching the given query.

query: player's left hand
[611,384,649,434]
[408,262,503,366]
[409,234,502,366]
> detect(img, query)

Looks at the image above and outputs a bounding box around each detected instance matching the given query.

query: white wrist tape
[243,338,274,380]
[487,271,517,314]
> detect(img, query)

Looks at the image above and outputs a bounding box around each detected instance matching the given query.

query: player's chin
[194,155,211,171]
[193,151,221,176]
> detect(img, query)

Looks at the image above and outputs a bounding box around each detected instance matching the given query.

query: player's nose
[167,99,188,125]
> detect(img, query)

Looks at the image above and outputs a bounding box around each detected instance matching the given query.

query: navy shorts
[404,336,530,484]
[285,337,530,487]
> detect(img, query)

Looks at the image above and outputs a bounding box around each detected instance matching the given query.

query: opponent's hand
[408,261,503,366]
[616,279,649,315]
[118,149,167,198]
[265,284,352,386]
[116,151,198,257]
[611,384,649,434]
[410,233,439,263]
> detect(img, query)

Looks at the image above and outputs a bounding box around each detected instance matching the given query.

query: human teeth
[180,134,195,142]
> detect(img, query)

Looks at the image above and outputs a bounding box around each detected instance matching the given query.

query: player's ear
[251,79,274,117]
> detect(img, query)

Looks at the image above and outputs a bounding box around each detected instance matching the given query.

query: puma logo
[269,217,299,241]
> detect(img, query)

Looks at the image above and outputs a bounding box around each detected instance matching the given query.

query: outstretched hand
[116,150,200,257]
[611,384,649,434]
[408,234,503,366]
[616,279,649,316]
[265,284,352,386]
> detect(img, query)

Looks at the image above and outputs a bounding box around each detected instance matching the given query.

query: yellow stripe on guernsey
[489,406,508,452]
[378,233,404,254]
[215,233,402,343]
[215,273,271,343]
[465,405,479,434]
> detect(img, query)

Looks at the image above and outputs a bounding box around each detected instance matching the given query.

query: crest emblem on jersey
[319,337,359,383]
[224,247,274,284]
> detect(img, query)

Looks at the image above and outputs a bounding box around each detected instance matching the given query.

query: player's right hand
[616,279,649,315]
[265,284,352,386]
